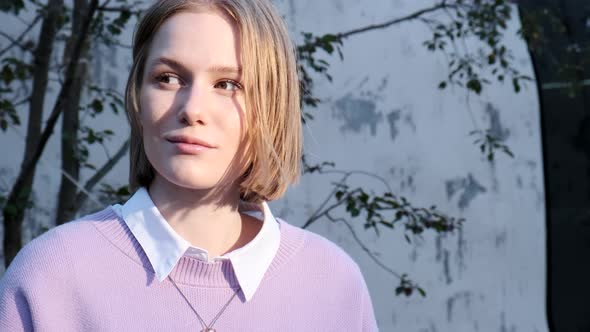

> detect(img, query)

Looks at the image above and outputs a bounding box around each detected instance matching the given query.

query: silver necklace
[169,275,238,332]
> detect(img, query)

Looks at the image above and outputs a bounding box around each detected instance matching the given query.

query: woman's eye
[215,80,242,91]
[156,73,182,86]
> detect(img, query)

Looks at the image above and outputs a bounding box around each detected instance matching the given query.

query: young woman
[0,0,378,330]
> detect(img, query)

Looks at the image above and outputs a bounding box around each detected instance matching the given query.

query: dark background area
[520,0,590,331]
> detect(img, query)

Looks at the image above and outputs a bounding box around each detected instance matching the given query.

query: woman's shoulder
[272,219,377,330]
[1,207,116,284]
[277,219,364,278]
[19,207,114,254]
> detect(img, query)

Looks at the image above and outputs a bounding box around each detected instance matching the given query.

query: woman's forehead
[146,11,241,69]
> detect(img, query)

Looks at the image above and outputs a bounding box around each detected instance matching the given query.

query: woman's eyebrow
[149,57,241,76]
[150,57,187,71]
[207,65,242,75]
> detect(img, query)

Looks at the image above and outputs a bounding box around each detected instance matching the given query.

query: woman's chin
[151,161,240,193]
[167,176,220,191]
[152,168,219,191]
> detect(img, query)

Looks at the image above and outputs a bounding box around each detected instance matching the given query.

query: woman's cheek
[225,96,246,131]
[141,90,172,123]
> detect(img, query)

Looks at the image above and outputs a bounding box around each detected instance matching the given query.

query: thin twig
[0,31,27,51]
[75,138,130,207]
[0,15,42,57]
[302,172,350,229]
[338,2,451,39]
[319,170,392,192]
[326,213,403,279]
[108,40,132,49]
[98,0,113,10]
[302,169,393,229]
[11,97,30,107]
[98,6,131,12]
[303,199,345,229]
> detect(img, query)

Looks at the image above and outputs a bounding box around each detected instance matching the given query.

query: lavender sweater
[0,207,378,331]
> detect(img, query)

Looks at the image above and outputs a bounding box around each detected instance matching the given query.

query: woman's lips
[169,141,211,154]
[165,135,215,155]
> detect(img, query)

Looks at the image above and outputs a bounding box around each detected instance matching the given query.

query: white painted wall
[0,0,548,331]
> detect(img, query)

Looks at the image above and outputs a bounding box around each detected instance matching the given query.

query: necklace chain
[168,275,238,332]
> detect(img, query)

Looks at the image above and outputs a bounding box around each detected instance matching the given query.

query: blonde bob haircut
[125,0,301,203]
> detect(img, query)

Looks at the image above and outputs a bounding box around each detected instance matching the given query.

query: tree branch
[303,199,345,229]
[302,169,392,229]
[11,0,99,188]
[0,31,27,52]
[97,6,130,12]
[98,0,113,9]
[302,173,349,229]
[318,170,392,192]
[326,213,403,279]
[98,0,143,13]
[0,14,41,57]
[74,138,129,208]
[338,2,451,40]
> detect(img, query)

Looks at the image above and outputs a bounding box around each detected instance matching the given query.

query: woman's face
[139,10,246,192]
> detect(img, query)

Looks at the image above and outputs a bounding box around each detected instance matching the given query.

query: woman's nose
[177,84,208,126]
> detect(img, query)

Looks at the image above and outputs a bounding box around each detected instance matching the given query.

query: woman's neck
[148,176,261,259]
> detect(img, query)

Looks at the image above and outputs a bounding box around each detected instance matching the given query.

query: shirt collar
[112,187,280,302]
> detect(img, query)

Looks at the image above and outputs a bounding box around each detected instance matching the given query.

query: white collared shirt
[111,187,280,302]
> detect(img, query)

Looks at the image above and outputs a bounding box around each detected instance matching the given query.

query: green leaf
[84,162,97,170]
[502,147,515,158]
[418,288,427,297]
[404,234,411,243]
[512,78,521,93]
[322,42,334,54]
[107,24,122,36]
[466,79,482,94]
[359,192,369,204]
[380,220,394,229]
[1,65,14,85]
[109,102,119,114]
[0,0,25,14]
[116,186,130,196]
[487,53,496,64]
[90,99,104,113]
[322,34,340,43]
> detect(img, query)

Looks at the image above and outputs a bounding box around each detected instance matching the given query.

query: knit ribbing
[90,207,153,272]
[90,207,306,288]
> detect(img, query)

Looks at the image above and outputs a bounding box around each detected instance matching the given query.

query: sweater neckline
[88,207,306,289]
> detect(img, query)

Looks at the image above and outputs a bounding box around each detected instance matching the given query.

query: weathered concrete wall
[0,0,548,331]
[272,0,547,331]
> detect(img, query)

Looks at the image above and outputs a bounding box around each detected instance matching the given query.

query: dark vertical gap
[523,31,555,331]
[519,0,590,330]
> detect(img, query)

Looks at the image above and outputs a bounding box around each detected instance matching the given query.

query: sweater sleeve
[0,273,32,331]
[0,226,78,331]
[0,242,38,331]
